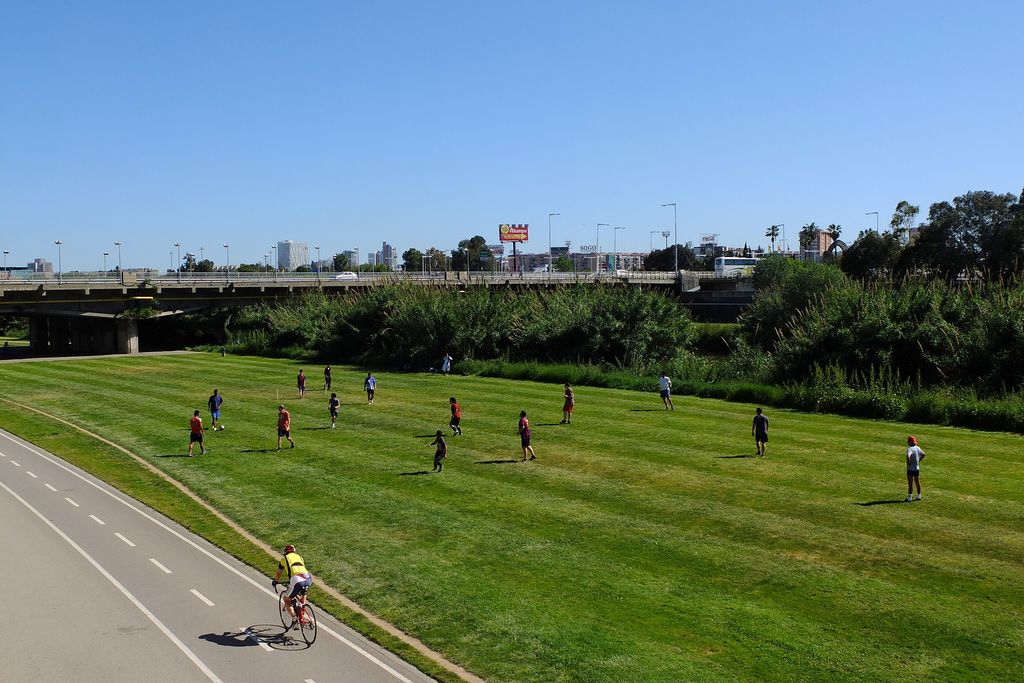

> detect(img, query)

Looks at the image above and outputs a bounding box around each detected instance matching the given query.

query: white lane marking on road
[190,589,215,607]
[149,558,173,574]
[90,514,106,526]
[45,483,57,491]
[0,480,224,683]
[26,471,38,478]
[242,627,273,652]
[65,497,80,507]
[305,679,316,683]
[115,532,136,547]
[10,460,20,467]
[0,430,417,682]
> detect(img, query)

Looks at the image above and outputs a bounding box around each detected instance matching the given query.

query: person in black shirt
[752,407,769,457]
[430,430,448,472]
[324,365,332,391]
[328,392,340,428]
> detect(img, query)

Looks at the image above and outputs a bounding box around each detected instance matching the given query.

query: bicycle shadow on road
[199,625,309,651]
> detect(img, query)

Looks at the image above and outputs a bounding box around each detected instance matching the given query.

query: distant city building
[29,258,53,273]
[378,241,398,270]
[276,240,309,271]
[342,250,359,268]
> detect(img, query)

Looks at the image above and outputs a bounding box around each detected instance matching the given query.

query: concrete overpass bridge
[0,270,752,355]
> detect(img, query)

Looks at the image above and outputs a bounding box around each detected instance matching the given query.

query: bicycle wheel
[299,602,317,645]
[278,589,292,630]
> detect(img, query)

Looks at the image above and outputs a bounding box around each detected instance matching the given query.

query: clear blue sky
[2,1,1022,270]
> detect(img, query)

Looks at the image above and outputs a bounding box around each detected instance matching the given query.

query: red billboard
[499,224,529,242]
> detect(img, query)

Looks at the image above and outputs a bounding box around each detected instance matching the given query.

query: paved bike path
[0,428,436,683]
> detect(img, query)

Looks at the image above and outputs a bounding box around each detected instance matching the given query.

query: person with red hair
[905,436,926,502]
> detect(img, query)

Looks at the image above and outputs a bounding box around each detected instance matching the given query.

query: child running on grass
[188,410,206,457]
[905,436,926,501]
[561,383,574,424]
[328,392,340,428]
[449,396,462,435]
[518,410,537,461]
[297,369,306,399]
[430,430,448,472]
[752,407,769,456]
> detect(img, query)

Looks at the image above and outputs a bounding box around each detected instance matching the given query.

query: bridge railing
[1,269,731,288]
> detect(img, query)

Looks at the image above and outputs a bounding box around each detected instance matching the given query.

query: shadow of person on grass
[715,454,756,459]
[398,470,432,476]
[299,427,331,431]
[239,448,275,454]
[157,454,191,458]
[629,408,663,412]
[855,499,907,506]
[534,423,561,427]
[474,459,519,465]
[412,434,437,438]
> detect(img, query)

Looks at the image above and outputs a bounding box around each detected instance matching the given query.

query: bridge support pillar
[116,318,139,354]
[29,317,49,351]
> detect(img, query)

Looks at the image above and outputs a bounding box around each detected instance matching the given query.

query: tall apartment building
[276,240,310,271]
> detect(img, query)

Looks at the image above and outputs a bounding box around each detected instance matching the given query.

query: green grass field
[0,353,1021,682]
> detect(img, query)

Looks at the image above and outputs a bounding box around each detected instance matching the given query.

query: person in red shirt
[518,410,536,462]
[188,410,206,457]
[277,404,295,451]
[449,396,463,436]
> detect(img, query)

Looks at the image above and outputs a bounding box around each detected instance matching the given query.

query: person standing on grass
[208,389,224,431]
[905,436,926,502]
[188,410,206,457]
[328,392,340,428]
[659,372,674,411]
[752,407,769,456]
[449,396,463,435]
[297,369,306,399]
[364,371,376,405]
[561,383,574,424]
[277,404,295,451]
[441,351,453,375]
[324,365,332,391]
[518,410,537,461]
[430,430,448,472]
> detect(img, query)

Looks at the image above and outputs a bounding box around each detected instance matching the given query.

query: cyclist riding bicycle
[271,544,313,623]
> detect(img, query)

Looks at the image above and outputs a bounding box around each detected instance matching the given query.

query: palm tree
[827,224,842,242]
[765,225,780,253]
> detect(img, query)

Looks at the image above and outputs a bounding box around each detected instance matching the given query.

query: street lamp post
[264,253,269,274]
[114,241,122,278]
[271,245,277,281]
[314,245,321,282]
[548,212,560,276]
[776,223,786,252]
[661,231,670,249]
[595,223,609,272]
[661,203,677,273]
[866,211,879,233]
[223,244,230,283]
[174,242,182,282]
[3,250,9,278]
[613,226,626,271]
[103,251,109,276]
[55,240,63,285]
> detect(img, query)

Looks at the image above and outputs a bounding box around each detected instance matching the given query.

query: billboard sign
[499,224,529,242]
[700,233,719,245]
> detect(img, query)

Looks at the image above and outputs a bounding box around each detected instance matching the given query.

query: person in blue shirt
[207,389,224,431]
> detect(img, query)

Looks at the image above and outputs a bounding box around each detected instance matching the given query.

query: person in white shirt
[905,435,926,502]
[658,372,673,411]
